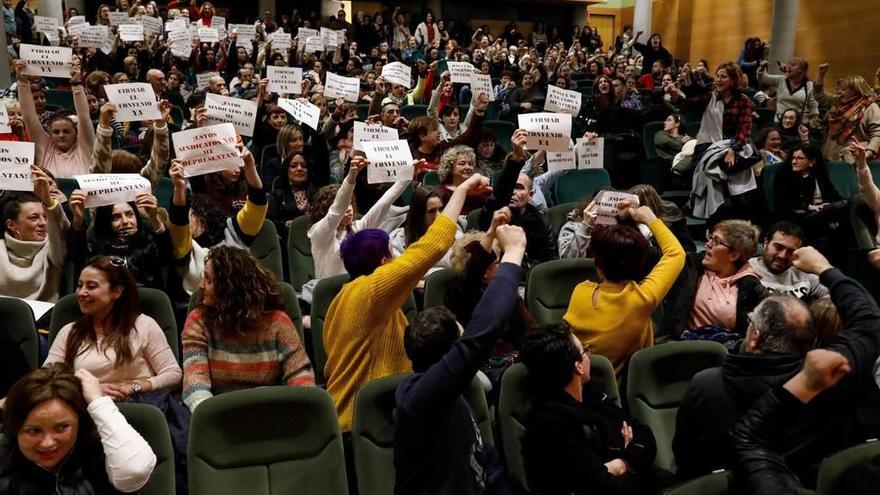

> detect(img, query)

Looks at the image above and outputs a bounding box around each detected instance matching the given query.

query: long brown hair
[199,246,285,337]
[65,256,140,368]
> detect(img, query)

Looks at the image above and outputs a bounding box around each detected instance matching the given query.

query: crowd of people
[2,1,880,493]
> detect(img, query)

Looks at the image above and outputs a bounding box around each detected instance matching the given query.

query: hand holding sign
[517,112,572,152]
[20,44,73,79]
[545,85,582,116]
[104,83,162,122]
[73,174,152,208]
[361,139,414,184]
[591,191,641,225]
[0,142,35,191]
[172,123,244,177]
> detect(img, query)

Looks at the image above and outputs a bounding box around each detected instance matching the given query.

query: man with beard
[749,221,828,301]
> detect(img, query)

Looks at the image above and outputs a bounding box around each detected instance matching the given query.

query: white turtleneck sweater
[0,205,69,302]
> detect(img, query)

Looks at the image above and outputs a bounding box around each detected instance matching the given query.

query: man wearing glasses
[749,221,828,301]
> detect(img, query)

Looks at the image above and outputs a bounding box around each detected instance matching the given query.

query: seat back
[286,216,315,291]
[466,208,483,231]
[55,178,79,200]
[117,403,175,495]
[553,169,612,204]
[626,341,728,473]
[526,258,598,325]
[547,202,579,241]
[662,470,730,495]
[483,120,516,153]
[188,386,348,495]
[827,161,859,199]
[401,104,428,121]
[421,171,440,186]
[0,298,39,370]
[155,177,174,210]
[249,220,284,282]
[423,267,456,309]
[763,164,779,210]
[49,288,180,363]
[643,121,665,159]
[850,195,878,250]
[816,439,880,494]
[46,89,74,109]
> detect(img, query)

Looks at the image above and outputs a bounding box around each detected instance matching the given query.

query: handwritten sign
[547,151,576,171]
[591,191,640,225]
[168,29,190,57]
[229,23,255,44]
[304,35,323,53]
[576,137,605,169]
[381,62,412,89]
[197,27,219,43]
[108,11,129,26]
[270,30,291,51]
[172,123,244,177]
[79,25,109,49]
[470,72,495,101]
[74,174,151,208]
[277,98,320,131]
[324,72,360,103]
[204,93,258,137]
[141,16,163,37]
[320,27,338,47]
[267,66,303,94]
[0,104,10,133]
[0,141,35,191]
[297,27,318,42]
[34,15,59,34]
[353,121,399,151]
[20,44,72,79]
[118,23,144,42]
[362,140,414,184]
[447,61,476,84]
[545,85,583,116]
[517,113,572,152]
[195,71,220,90]
[104,83,161,122]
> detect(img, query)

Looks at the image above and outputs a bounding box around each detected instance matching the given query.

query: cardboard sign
[271,30,292,51]
[104,83,162,122]
[197,27,219,43]
[20,44,72,79]
[141,16,163,37]
[119,23,144,42]
[108,11,129,26]
[517,113,572,152]
[353,121,399,152]
[74,174,151,208]
[381,62,412,89]
[361,140,414,184]
[470,72,495,101]
[277,98,320,131]
[267,66,303,94]
[547,151,576,171]
[304,35,323,53]
[204,93,258,137]
[79,25,108,49]
[195,71,220,90]
[591,191,640,225]
[0,141,35,191]
[324,72,360,103]
[576,137,605,169]
[320,27,338,47]
[446,61,476,84]
[172,123,244,177]
[545,85,583,116]
[34,15,59,34]
[0,104,10,133]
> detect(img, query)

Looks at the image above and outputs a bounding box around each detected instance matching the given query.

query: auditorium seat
[526,258,599,325]
[118,402,176,495]
[816,440,880,494]
[482,120,516,153]
[0,297,40,371]
[553,169,611,203]
[422,267,456,309]
[547,201,579,241]
[827,161,859,199]
[662,470,730,495]
[286,215,315,292]
[249,220,285,282]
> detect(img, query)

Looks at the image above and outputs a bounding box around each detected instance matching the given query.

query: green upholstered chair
[117,402,176,495]
[662,470,730,495]
[0,297,40,370]
[286,215,315,292]
[423,267,456,309]
[547,201,579,242]
[816,440,880,494]
[483,120,517,153]
[249,220,284,282]
[553,169,612,203]
[526,258,599,325]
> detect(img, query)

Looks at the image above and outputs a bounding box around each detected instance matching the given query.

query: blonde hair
[437,145,475,184]
[810,295,843,348]
[450,231,486,276]
[3,99,21,113]
[839,75,876,100]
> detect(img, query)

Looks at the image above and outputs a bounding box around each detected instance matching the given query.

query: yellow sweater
[324,215,458,431]
[563,219,685,376]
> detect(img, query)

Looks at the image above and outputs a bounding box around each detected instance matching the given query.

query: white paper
[229,23,255,44]
[381,62,412,89]
[277,98,320,131]
[34,15,59,33]
[271,31,292,51]
[204,93,258,137]
[470,72,495,101]
[517,113,572,152]
[547,151,576,171]
[195,71,220,90]
[104,83,162,122]
[212,16,226,28]
[297,27,318,41]
[267,66,303,94]
[108,11,128,26]
[447,61,476,84]
[576,137,605,169]
[67,15,86,26]
[591,191,640,225]
[324,72,360,103]
[74,173,151,208]
[362,139,414,184]
[79,25,108,49]
[353,121,399,152]
[320,27,338,47]
[545,85,583,116]
[0,105,10,133]
[43,31,60,46]
[198,27,219,43]
[141,16,163,37]
[172,123,244,177]
[0,141,35,191]
[165,18,187,32]
[67,22,89,37]
[20,44,72,79]
[727,170,758,196]
[304,35,323,53]
[119,23,144,42]
[15,298,54,320]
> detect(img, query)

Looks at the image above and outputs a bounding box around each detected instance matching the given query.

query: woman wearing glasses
[664,220,769,343]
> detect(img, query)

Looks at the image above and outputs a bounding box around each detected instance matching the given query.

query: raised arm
[853,143,880,218]
[91,103,117,173]
[628,206,686,303]
[72,77,96,156]
[141,102,171,189]
[308,156,362,247]
[32,167,69,269]
[14,61,50,152]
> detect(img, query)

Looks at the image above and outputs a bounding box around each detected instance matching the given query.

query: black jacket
[773,168,843,218]
[522,387,657,495]
[0,437,123,495]
[674,268,880,484]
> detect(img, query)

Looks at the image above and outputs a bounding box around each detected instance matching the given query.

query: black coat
[773,168,842,217]
[0,437,123,495]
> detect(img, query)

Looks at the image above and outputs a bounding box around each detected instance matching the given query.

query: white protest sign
[591,191,640,225]
[118,23,144,42]
[517,113,572,152]
[229,23,255,42]
[212,16,226,28]
[20,44,72,79]
[304,36,323,53]
[170,43,191,58]
[165,18,186,32]
[470,72,495,101]
[0,141,35,191]
[67,21,89,37]
[172,123,244,177]
[43,31,60,46]
[267,66,303,94]
[104,83,161,122]
[271,30,292,51]
[34,15,59,33]
[381,62,412,89]
[0,105,10,133]
[361,140,414,184]
[297,27,318,42]
[204,93,258,137]
[547,151,576,171]
[277,98,320,131]
[73,174,151,208]
[336,29,347,45]
[320,27,338,47]
[67,15,86,26]
[108,11,128,26]
[196,72,219,90]
[576,137,605,169]
[324,72,360,103]
[141,16,163,37]
[78,25,108,49]
[354,121,399,152]
[168,29,190,57]
[545,84,582,116]
[198,27,219,43]
[447,61,476,84]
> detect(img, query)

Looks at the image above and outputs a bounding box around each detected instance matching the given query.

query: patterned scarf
[826,96,872,145]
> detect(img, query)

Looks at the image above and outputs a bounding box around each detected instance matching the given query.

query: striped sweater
[181,309,314,411]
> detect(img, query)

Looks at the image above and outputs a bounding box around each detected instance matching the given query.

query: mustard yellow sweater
[563,219,685,376]
[324,215,458,431]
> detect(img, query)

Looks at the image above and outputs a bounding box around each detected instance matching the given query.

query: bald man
[147,68,186,119]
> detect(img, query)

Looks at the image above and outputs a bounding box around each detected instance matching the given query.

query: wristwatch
[130,381,143,395]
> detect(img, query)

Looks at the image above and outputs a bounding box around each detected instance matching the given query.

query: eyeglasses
[705,232,731,249]
[580,344,591,358]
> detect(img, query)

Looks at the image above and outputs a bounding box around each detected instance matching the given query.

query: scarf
[826,96,872,145]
